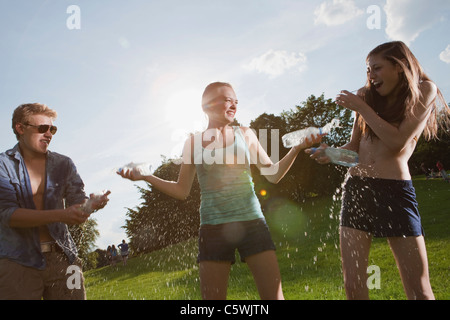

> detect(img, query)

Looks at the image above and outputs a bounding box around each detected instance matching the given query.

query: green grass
[85,176,449,300]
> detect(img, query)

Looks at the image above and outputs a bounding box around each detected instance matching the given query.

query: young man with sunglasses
[0,103,110,299]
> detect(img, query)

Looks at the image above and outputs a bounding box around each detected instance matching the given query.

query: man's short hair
[12,103,58,140]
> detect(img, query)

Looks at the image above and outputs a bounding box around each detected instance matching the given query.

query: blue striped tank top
[194,126,265,225]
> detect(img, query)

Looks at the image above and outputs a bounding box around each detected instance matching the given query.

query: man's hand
[63,204,90,225]
[88,190,111,212]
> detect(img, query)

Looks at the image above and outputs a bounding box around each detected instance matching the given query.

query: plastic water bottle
[81,190,110,214]
[118,162,153,175]
[310,147,359,167]
[282,119,340,148]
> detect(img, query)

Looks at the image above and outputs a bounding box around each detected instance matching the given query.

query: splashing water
[117,162,153,175]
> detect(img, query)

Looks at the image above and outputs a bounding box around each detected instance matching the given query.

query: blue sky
[1,0,449,249]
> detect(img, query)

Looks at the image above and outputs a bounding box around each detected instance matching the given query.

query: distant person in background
[420,162,431,179]
[310,41,450,299]
[118,239,129,266]
[0,103,110,300]
[436,161,449,182]
[110,245,118,267]
[107,245,112,265]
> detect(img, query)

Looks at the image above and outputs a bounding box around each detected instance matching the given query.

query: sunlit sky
[1,0,449,249]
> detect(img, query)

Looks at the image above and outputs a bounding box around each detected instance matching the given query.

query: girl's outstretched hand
[305,143,331,165]
[117,167,144,181]
[293,133,326,151]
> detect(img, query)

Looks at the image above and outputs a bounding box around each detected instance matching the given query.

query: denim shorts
[340,176,424,238]
[197,219,276,264]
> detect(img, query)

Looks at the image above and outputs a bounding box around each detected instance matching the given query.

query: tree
[277,94,353,200]
[282,94,353,147]
[409,127,450,175]
[123,157,200,254]
[249,113,290,207]
[69,218,100,269]
[93,248,110,268]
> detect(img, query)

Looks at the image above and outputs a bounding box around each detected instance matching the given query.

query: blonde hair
[12,103,57,140]
[201,82,233,111]
[357,41,449,140]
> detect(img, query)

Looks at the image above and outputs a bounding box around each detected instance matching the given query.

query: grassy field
[85,176,449,300]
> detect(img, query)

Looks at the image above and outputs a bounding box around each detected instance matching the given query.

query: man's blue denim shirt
[0,144,87,270]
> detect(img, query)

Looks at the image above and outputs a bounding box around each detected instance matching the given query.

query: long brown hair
[357,41,448,141]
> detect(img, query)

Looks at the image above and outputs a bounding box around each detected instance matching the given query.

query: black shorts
[197,219,276,264]
[340,176,424,238]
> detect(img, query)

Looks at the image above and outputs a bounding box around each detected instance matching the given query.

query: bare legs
[340,226,372,299]
[198,227,434,300]
[246,250,284,300]
[340,226,434,300]
[199,261,231,300]
[199,250,284,300]
[388,236,434,299]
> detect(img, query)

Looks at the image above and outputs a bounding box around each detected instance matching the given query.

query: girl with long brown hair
[310,41,449,299]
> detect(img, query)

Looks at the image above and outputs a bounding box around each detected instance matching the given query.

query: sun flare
[164,89,206,134]
[163,88,206,159]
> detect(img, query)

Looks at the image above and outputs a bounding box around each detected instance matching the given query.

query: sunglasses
[24,123,58,135]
